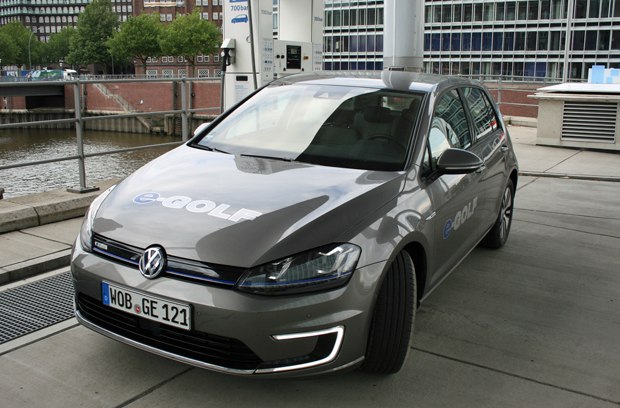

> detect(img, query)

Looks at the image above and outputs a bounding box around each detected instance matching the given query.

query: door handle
[500,145,509,153]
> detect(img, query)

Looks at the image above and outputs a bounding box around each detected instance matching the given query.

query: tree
[67,0,119,73]
[0,21,45,70]
[46,27,77,65]
[108,12,162,74]
[0,32,19,67]
[158,10,221,77]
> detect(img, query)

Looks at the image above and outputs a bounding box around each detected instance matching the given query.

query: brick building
[0,0,222,78]
[134,0,224,78]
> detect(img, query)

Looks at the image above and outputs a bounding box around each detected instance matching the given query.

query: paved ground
[1,174,619,407]
[1,124,620,407]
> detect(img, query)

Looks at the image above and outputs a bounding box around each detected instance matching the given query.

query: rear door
[420,89,485,287]
[460,87,508,229]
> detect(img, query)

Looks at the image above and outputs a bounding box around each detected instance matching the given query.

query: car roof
[271,71,485,95]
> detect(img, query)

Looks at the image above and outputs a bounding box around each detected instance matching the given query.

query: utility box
[530,83,620,151]
[273,40,314,77]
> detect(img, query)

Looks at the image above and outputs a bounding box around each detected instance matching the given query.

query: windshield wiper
[240,154,296,162]
[193,144,231,155]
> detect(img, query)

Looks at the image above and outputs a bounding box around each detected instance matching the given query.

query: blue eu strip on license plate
[101,281,191,330]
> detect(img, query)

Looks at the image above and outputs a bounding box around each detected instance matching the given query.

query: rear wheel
[361,251,416,374]
[481,179,514,249]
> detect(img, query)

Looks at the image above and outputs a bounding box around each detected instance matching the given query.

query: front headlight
[79,185,116,252]
[236,243,361,296]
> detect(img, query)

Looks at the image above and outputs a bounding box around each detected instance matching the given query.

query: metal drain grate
[0,272,74,344]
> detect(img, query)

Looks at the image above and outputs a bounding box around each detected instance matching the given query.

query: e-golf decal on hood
[133,192,262,222]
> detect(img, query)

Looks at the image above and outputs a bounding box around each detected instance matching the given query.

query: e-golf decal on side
[443,197,478,239]
[133,192,262,222]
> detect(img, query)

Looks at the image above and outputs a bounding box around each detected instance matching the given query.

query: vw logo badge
[139,246,166,279]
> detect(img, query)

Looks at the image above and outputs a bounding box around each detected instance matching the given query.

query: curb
[0,249,72,285]
[520,171,620,183]
[0,179,119,234]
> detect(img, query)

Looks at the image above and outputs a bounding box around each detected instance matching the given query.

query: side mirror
[436,148,484,174]
[194,122,210,136]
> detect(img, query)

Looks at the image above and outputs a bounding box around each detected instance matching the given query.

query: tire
[361,250,416,374]
[481,179,515,249]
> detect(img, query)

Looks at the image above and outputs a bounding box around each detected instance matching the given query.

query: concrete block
[510,116,538,127]
[34,195,95,225]
[0,201,39,233]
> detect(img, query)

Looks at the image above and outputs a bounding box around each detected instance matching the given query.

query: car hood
[93,145,405,268]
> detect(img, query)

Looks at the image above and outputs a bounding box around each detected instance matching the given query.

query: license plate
[102,281,191,330]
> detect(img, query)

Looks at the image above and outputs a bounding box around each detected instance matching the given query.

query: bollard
[0,187,4,199]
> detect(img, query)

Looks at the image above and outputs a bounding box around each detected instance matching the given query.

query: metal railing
[0,76,221,194]
[0,73,219,82]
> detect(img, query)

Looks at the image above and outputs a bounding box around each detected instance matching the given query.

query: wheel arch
[401,241,427,305]
[510,169,519,193]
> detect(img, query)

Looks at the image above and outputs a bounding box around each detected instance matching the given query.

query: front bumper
[71,242,386,377]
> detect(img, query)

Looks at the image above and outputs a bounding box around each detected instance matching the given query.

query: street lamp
[28,29,36,72]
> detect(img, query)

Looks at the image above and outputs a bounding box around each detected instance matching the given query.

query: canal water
[0,129,180,199]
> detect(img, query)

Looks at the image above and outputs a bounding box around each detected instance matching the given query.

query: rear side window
[462,87,499,141]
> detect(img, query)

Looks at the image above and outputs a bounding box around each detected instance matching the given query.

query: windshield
[194,83,424,171]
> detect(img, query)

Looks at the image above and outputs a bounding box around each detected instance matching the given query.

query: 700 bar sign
[102,281,191,330]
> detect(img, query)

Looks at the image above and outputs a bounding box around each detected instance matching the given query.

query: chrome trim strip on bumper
[76,310,352,376]
[255,326,345,374]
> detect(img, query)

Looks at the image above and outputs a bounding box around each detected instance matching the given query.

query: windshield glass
[194,83,424,171]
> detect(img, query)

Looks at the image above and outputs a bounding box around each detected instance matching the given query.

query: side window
[462,87,499,141]
[434,90,472,149]
[421,91,471,177]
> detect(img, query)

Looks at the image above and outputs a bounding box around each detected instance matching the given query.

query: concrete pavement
[0,174,619,407]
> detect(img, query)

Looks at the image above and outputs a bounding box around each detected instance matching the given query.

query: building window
[167,13,172,21]
[162,56,167,62]
[162,69,173,78]
[214,69,221,77]
[198,69,210,78]
[178,69,187,77]
[213,12,217,20]
[202,13,208,20]
[147,69,158,79]
[197,55,203,62]
[214,55,219,62]
[204,56,210,62]
[160,13,165,21]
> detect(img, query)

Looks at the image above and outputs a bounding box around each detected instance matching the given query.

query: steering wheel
[367,134,407,154]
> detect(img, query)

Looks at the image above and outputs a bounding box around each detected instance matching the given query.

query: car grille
[76,293,263,371]
[92,233,246,287]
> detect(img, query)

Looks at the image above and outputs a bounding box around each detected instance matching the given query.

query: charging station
[221,0,324,111]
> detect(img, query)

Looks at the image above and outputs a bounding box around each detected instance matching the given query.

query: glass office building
[323,0,385,71]
[323,0,620,80]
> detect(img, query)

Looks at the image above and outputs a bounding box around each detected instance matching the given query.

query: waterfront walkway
[2,120,620,284]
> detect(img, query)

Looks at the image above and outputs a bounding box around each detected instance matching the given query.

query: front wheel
[361,250,416,374]
[481,179,515,249]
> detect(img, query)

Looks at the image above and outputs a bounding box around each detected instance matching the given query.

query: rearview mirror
[436,148,484,174]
